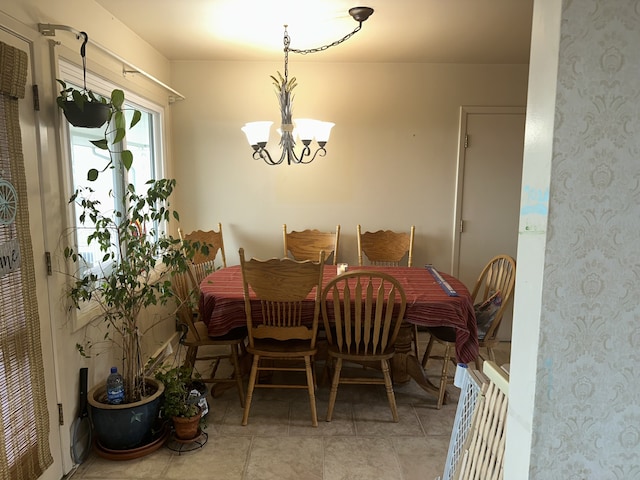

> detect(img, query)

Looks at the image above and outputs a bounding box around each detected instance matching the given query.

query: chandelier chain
[288,24,363,55]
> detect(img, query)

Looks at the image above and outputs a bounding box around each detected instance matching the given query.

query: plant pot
[88,377,165,451]
[62,100,110,128]
[172,408,202,440]
[187,380,209,416]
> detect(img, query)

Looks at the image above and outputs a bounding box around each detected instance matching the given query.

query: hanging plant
[56,31,110,129]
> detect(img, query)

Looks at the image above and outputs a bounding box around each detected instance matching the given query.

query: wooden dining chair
[321,270,407,422]
[356,225,415,267]
[283,224,341,265]
[422,254,516,408]
[470,254,516,366]
[239,248,325,427]
[178,223,227,284]
[171,265,247,407]
[356,224,420,359]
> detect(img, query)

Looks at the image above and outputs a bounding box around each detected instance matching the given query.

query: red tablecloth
[199,265,478,363]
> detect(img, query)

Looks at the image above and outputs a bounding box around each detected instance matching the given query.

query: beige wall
[170,61,529,270]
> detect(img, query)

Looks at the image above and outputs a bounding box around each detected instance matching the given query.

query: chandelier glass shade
[241,6,374,165]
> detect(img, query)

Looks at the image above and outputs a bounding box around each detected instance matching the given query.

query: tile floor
[71,335,510,480]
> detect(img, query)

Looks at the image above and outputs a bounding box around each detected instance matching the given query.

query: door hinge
[32,85,40,111]
[58,403,64,426]
[45,251,52,275]
[464,134,469,149]
[460,220,465,233]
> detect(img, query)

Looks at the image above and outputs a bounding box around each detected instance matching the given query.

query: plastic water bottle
[106,366,125,404]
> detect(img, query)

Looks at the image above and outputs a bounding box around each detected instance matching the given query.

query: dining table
[198,264,478,400]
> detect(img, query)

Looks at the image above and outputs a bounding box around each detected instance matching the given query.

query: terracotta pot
[172,408,202,440]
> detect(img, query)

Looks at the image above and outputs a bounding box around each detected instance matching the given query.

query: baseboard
[144,331,181,376]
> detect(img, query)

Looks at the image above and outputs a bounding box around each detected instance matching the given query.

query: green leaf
[113,127,126,144]
[90,139,109,150]
[71,89,87,110]
[113,111,126,143]
[122,150,134,170]
[111,89,125,109]
[130,110,142,129]
[87,169,99,181]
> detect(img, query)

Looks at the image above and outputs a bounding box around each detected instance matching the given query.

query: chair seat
[248,338,318,357]
[183,322,247,346]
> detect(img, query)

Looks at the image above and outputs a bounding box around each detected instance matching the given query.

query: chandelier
[241,6,374,165]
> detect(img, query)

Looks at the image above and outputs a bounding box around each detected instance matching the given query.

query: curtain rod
[37,23,185,103]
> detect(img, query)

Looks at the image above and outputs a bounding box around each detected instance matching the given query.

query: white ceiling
[93,0,534,64]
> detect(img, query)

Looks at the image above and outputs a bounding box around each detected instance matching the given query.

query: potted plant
[56,32,111,129]
[155,365,205,441]
[62,87,202,454]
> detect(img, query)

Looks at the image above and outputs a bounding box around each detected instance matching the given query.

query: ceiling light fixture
[241,6,374,165]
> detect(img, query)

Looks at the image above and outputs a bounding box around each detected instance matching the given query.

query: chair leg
[304,355,318,427]
[421,334,435,369]
[487,346,496,362]
[437,344,453,409]
[381,358,399,422]
[183,346,197,369]
[475,349,483,370]
[311,355,318,390]
[241,354,260,426]
[209,358,222,380]
[326,358,343,422]
[229,343,246,408]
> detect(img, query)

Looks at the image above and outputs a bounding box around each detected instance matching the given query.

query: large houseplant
[62,88,201,452]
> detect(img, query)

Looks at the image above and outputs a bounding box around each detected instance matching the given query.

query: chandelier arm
[253,147,283,165]
[297,146,324,164]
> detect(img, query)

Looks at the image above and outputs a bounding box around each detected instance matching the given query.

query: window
[58,60,165,326]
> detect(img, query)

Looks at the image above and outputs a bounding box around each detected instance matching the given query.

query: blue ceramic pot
[88,378,165,450]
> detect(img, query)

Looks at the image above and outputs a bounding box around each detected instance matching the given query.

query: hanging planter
[60,99,110,128]
[56,31,111,129]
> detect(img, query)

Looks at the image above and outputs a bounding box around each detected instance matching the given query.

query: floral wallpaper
[531,0,640,477]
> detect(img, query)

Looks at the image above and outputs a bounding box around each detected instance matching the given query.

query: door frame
[0,15,64,480]
[451,105,526,276]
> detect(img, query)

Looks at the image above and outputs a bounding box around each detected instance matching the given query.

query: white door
[453,106,525,341]
[0,24,63,480]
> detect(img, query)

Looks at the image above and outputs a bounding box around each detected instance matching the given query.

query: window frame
[57,59,167,330]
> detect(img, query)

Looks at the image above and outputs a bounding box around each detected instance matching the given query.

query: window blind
[0,40,53,480]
